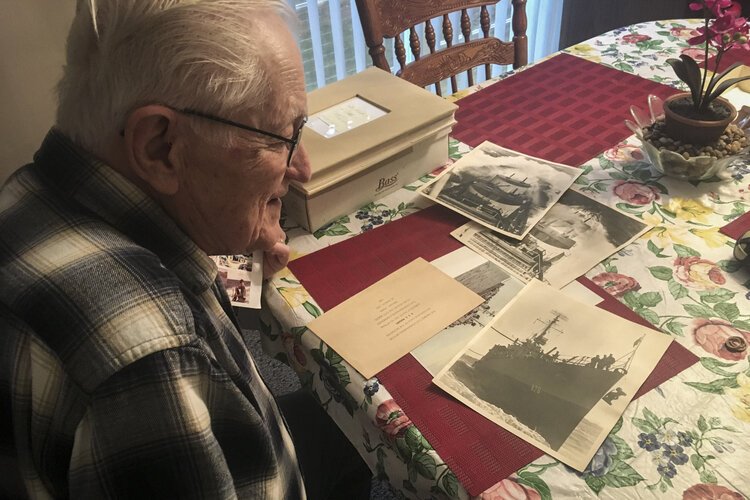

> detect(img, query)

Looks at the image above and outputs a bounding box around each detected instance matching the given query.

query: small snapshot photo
[418,141,581,240]
[212,254,260,309]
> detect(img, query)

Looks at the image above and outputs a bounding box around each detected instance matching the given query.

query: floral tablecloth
[259,20,750,499]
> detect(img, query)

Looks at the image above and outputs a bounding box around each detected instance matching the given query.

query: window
[292,0,564,92]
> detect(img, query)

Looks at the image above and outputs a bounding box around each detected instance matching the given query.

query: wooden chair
[354,0,528,96]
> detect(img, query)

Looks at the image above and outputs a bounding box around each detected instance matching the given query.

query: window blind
[292,0,563,92]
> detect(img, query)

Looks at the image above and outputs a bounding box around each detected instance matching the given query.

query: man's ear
[122,105,180,195]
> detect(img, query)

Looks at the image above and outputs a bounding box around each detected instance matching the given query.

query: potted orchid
[665,0,750,144]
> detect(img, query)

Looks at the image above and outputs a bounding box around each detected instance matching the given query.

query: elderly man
[0,1,370,498]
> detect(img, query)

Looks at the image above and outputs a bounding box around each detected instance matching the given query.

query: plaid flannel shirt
[0,130,305,499]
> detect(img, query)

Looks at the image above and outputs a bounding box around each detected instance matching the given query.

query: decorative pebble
[643,121,749,159]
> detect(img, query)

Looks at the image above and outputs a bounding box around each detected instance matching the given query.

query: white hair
[56,0,296,152]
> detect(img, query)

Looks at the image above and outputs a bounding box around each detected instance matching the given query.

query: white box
[283,67,457,232]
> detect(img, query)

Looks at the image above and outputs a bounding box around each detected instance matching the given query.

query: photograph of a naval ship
[419,141,581,239]
[444,311,643,451]
[439,173,533,235]
[452,189,649,288]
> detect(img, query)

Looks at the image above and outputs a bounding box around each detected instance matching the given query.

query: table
[259,20,750,499]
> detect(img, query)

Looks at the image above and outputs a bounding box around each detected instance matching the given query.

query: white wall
[0,0,76,185]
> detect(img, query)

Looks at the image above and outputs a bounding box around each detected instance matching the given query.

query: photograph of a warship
[439,172,533,235]
[445,311,643,451]
[451,189,649,288]
[419,141,581,239]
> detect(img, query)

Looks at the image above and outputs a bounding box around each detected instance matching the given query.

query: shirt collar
[33,129,218,294]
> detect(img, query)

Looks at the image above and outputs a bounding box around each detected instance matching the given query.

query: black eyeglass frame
[175,107,307,168]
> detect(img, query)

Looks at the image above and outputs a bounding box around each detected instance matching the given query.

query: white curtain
[291,0,564,92]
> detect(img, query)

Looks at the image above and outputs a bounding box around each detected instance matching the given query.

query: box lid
[296,67,457,194]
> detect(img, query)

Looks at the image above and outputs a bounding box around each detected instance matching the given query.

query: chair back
[355,0,528,96]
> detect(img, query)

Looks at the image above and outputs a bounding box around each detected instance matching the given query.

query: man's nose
[286,144,312,183]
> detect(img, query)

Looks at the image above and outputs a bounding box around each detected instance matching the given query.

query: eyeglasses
[173,107,307,168]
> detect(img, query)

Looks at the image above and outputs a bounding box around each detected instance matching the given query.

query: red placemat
[288,205,698,496]
[451,53,679,166]
[721,212,750,239]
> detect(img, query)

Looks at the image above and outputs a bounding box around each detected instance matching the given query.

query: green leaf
[698,357,738,377]
[333,363,351,385]
[717,259,743,273]
[668,279,689,300]
[614,61,635,73]
[610,434,635,461]
[622,291,642,310]
[404,426,424,453]
[325,347,343,365]
[698,415,709,433]
[441,472,459,498]
[666,320,685,336]
[639,292,663,308]
[714,302,740,322]
[690,453,705,470]
[698,289,736,304]
[631,417,658,434]
[602,460,645,489]
[732,319,750,331]
[599,157,615,169]
[649,266,673,281]
[683,303,717,319]
[611,416,623,434]
[685,378,740,394]
[412,452,437,480]
[584,475,606,494]
[517,474,551,500]
[642,407,661,428]
[310,348,325,365]
[313,221,351,238]
[673,243,700,257]
[636,307,660,326]
[609,172,630,180]
[395,436,412,462]
[648,240,667,257]
[302,301,321,318]
[699,468,718,484]
[667,56,701,104]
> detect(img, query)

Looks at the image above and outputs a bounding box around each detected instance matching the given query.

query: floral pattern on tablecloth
[257,19,750,499]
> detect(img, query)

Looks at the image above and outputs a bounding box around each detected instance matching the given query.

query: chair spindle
[395,34,406,71]
[442,14,458,94]
[481,6,491,80]
[425,21,436,54]
[409,26,420,61]
[461,9,473,86]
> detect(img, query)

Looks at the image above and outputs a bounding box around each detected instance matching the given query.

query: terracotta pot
[663,92,736,145]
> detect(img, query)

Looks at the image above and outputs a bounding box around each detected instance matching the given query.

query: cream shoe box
[283,67,458,232]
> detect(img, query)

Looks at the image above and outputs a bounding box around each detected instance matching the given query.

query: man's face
[173,17,311,256]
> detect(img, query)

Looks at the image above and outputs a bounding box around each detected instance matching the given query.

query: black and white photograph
[418,141,581,240]
[433,280,672,471]
[410,247,525,375]
[452,189,649,288]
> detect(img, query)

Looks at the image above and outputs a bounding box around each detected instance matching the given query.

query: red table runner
[721,212,750,239]
[451,53,679,166]
[288,205,698,496]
